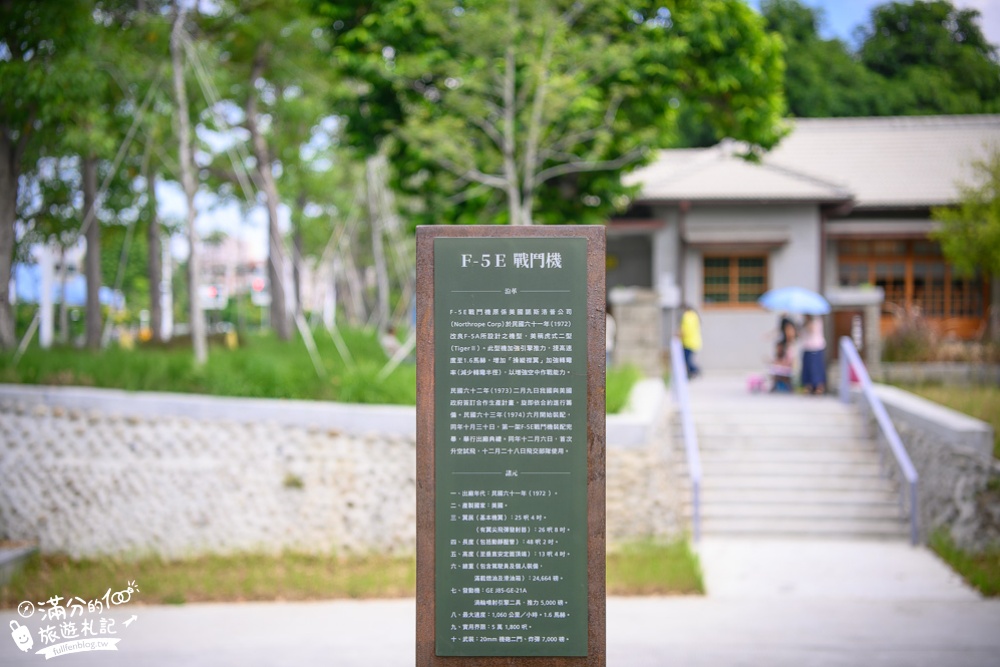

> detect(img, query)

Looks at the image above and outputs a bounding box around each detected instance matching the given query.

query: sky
[746,0,1000,47]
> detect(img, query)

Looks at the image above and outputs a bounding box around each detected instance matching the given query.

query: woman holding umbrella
[799,313,827,395]
[757,287,830,395]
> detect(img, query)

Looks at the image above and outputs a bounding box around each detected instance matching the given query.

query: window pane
[703,255,767,306]
[872,241,906,256]
[951,276,984,317]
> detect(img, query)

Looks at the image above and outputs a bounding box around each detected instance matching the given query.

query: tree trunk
[83,154,101,350]
[246,43,291,341]
[58,244,69,344]
[501,39,524,226]
[366,157,391,332]
[293,192,305,320]
[145,167,163,342]
[0,135,18,349]
[171,5,207,364]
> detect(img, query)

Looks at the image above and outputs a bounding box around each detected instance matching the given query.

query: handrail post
[670,337,702,545]
[839,343,850,404]
[838,336,921,546]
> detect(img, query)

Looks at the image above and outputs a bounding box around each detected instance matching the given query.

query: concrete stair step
[676,475,897,492]
[693,487,901,505]
[696,460,885,477]
[692,424,871,438]
[699,517,910,539]
[687,411,861,425]
[692,449,882,464]
[696,502,905,521]
[693,436,876,451]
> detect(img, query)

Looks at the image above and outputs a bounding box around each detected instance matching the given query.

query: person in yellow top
[679,304,702,379]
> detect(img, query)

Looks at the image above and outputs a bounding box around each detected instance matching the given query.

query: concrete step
[692,487,900,505]
[690,449,882,465]
[699,516,910,539]
[687,398,850,413]
[676,475,897,492]
[692,435,876,451]
[687,410,862,425]
[691,424,871,439]
[695,460,885,477]
[697,502,904,521]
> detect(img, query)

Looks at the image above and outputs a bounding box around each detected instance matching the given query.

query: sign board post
[416,225,606,667]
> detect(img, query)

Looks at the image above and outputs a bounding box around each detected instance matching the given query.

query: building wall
[679,204,822,371]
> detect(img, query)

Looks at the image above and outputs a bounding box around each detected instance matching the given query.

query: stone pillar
[610,288,663,377]
[864,302,882,371]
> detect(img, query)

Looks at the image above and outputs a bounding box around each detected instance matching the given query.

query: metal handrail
[670,337,702,543]
[838,336,920,545]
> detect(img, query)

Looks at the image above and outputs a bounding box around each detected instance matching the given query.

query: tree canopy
[317,0,786,226]
[761,0,1000,118]
[932,148,1000,277]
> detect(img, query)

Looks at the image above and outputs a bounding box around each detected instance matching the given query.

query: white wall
[678,204,823,371]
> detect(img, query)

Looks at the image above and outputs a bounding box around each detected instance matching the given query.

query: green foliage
[1,538,705,604]
[930,531,1000,597]
[858,1,1000,114]
[760,0,890,118]
[0,551,418,606]
[761,0,1000,119]
[932,148,1000,277]
[898,383,1000,458]
[0,328,417,405]
[606,539,704,595]
[606,365,643,414]
[317,0,785,225]
[881,308,938,362]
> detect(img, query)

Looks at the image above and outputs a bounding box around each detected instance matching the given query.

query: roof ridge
[790,114,1000,130]
[758,158,853,199]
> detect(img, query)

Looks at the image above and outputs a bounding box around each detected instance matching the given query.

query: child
[770,340,794,393]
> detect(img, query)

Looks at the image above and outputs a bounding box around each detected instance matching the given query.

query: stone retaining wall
[0,385,682,559]
[875,363,1000,386]
[866,385,999,551]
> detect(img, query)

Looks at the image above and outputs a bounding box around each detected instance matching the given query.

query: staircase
[676,383,909,540]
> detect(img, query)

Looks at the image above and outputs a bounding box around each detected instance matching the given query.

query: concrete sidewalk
[4,537,999,667]
[4,593,1000,667]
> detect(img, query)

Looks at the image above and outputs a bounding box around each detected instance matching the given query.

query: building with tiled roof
[608,115,999,371]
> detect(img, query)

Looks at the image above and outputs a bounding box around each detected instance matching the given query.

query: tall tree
[171,2,208,363]
[207,0,334,338]
[760,0,891,118]
[932,148,1000,277]
[0,0,92,348]
[319,0,786,226]
[857,0,1000,114]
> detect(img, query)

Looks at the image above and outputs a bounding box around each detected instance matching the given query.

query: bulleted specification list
[434,237,589,657]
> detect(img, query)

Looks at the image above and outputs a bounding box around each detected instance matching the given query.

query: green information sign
[434,237,589,657]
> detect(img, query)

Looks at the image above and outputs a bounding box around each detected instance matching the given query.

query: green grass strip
[930,532,1000,597]
[3,539,703,606]
[606,539,704,596]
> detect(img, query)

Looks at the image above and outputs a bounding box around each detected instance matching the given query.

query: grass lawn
[930,532,1000,597]
[892,383,1000,597]
[0,329,641,413]
[1,540,703,606]
[895,383,1000,458]
[606,540,704,596]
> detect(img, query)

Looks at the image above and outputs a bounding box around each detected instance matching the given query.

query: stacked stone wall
[0,386,684,559]
[864,386,999,551]
[0,402,417,559]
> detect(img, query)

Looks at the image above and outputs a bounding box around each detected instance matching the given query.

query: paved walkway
[3,374,999,665]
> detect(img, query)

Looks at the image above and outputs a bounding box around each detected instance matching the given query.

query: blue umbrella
[758,286,830,315]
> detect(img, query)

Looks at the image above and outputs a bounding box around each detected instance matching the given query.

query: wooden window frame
[702,254,769,308]
[837,239,988,320]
